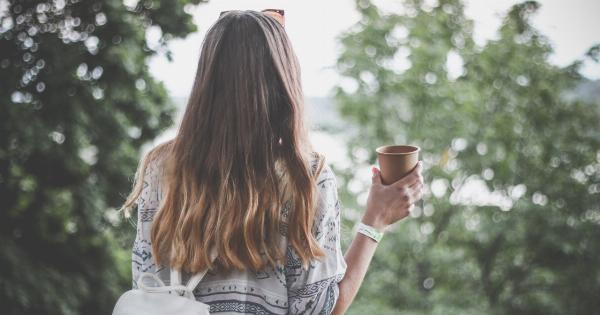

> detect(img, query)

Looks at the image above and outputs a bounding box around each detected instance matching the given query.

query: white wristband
[356,222,384,243]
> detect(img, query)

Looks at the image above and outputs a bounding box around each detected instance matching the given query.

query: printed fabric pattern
[131,153,347,315]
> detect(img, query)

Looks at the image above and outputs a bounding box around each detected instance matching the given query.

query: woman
[120,9,424,315]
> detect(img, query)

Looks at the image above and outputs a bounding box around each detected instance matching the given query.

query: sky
[147,0,600,99]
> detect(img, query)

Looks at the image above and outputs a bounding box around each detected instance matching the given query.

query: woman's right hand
[361,161,424,232]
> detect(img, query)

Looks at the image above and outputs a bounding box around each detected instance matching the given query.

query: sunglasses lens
[261,9,285,26]
[265,9,283,15]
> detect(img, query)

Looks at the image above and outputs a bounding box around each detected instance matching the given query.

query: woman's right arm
[331,162,424,315]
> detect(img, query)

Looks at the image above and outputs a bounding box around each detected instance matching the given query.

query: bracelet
[356,222,384,243]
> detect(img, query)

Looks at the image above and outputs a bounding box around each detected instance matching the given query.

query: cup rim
[375,145,420,155]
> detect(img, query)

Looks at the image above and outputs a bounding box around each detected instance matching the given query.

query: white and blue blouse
[131,154,347,315]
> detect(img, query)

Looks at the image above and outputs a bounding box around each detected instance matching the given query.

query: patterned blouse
[131,153,347,315]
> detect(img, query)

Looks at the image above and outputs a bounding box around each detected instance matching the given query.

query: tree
[333,0,600,314]
[0,0,207,313]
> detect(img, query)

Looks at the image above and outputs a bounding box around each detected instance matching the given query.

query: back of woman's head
[121,10,325,273]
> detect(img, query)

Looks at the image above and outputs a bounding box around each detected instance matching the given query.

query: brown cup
[376,145,420,185]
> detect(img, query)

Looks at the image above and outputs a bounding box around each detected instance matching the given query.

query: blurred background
[1,0,599,314]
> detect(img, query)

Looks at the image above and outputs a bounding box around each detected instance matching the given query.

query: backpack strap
[170,246,218,293]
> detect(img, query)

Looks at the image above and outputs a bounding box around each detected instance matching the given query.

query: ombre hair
[119,10,326,273]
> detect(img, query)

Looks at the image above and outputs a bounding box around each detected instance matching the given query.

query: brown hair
[119,10,326,273]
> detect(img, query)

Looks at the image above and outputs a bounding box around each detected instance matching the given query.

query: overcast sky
[147,0,600,99]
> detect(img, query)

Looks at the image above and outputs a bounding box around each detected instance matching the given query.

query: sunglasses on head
[219,9,285,27]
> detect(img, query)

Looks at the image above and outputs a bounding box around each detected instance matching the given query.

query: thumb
[371,166,382,185]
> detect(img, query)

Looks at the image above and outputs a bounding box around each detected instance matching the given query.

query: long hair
[119,10,326,273]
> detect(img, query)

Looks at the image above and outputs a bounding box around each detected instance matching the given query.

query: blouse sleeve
[285,163,348,315]
[131,157,164,289]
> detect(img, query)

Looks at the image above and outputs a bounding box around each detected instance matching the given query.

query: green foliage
[334,0,600,314]
[0,0,206,313]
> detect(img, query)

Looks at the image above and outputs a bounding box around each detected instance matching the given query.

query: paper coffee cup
[376,145,420,185]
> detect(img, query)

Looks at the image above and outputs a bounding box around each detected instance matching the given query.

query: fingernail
[371,166,377,174]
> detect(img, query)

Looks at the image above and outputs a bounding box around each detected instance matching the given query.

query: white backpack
[112,248,218,315]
